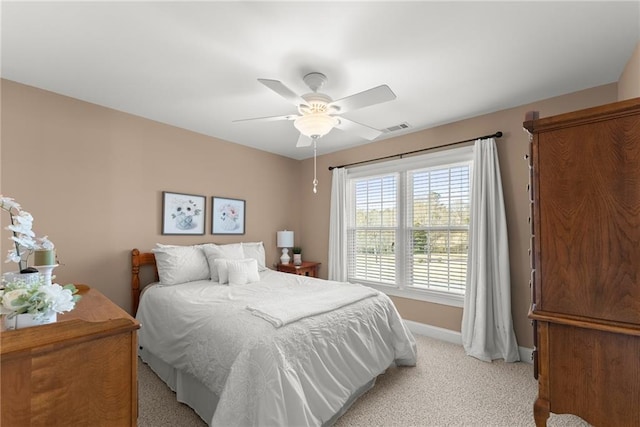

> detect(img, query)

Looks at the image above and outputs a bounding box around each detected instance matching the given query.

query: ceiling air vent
[382,122,410,134]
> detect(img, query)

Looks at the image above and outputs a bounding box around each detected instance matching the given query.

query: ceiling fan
[234,72,397,148]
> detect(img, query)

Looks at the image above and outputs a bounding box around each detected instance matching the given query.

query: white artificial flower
[0,276,80,318]
[41,284,76,313]
[7,222,36,237]
[8,211,34,233]
[0,196,21,212]
[11,234,37,250]
[6,249,21,264]
[38,236,55,250]
[1,288,30,313]
[14,210,33,225]
[1,196,56,269]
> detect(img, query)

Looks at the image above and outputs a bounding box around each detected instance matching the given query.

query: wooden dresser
[524,98,640,426]
[0,285,140,426]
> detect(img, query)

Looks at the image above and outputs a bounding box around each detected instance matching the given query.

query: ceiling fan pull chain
[313,138,318,194]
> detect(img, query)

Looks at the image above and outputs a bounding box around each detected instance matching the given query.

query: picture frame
[211,196,246,235]
[161,191,206,235]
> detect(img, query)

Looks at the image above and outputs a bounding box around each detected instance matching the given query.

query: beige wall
[300,83,619,348]
[0,78,623,350]
[1,79,301,312]
[619,42,640,101]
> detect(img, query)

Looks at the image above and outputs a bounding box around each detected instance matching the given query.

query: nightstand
[277,261,321,277]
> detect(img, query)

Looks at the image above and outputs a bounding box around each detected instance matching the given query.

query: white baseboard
[404,319,462,345]
[404,319,534,364]
[518,346,534,364]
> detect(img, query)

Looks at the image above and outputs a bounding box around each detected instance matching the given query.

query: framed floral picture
[162,191,206,235]
[212,197,245,235]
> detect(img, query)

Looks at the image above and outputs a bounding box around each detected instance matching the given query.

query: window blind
[346,150,472,299]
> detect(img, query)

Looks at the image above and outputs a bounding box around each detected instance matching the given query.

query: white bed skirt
[139,347,378,427]
[140,347,220,424]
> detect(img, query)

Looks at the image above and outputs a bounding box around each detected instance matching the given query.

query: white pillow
[227,259,260,286]
[202,244,245,282]
[152,245,209,286]
[241,242,267,271]
[200,242,242,252]
[213,258,232,284]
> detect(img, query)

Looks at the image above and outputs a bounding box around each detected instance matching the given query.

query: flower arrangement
[0,195,79,325]
[172,199,202,230]
[219,203,239,221]
[219,203,240,231]
[1,195,54,272]
[0,275,80,321]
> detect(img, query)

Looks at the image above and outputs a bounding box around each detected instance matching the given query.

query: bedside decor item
[0,274,81,330]
[1,195,55,272]
[161,192,206,235]
[292,247,302,265]
[212,197,245,235]
[277,230,294,264]
[1,271,40,286]
[33,249,59,287]
[34,249,56,266]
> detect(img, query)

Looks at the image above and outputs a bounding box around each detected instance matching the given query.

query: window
[346,146,473,306]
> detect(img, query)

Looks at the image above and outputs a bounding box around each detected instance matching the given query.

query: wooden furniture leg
[533,397,550,427]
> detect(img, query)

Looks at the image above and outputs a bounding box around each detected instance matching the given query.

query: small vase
[175,213,195,230]
[3,311,57,330]
[2,271,41,286]
[293,254,302,266]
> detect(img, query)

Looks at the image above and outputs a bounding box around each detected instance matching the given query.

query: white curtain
[328,168,348,282]
[461,138,520,362]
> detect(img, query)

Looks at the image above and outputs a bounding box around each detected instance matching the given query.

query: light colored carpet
[138,334,589,426]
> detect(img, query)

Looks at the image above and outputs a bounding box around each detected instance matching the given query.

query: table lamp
[277,230,294,264]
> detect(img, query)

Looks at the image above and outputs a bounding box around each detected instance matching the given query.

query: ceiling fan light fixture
[294,113,337,138]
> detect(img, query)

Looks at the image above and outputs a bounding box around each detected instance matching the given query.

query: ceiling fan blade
[233,114,298,123]
[335,117,383,140]
[258,79,308,107]
[296,133,312,147]
[329,85,396,113]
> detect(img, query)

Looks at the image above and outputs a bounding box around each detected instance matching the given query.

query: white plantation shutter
[348,174,398,285]
[406,164,470,294]
[346,146,472,302]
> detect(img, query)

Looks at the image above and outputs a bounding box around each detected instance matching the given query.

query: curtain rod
[328,131,503,171]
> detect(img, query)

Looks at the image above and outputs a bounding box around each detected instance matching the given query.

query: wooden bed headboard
[131,248,159,315]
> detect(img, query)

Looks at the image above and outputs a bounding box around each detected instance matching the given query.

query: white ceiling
[2,1,639,160]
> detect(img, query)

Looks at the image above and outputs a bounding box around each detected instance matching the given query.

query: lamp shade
[294,113,337,138]
[277,230,294,248]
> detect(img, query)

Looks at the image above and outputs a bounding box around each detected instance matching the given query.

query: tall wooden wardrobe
[524,97,640,426]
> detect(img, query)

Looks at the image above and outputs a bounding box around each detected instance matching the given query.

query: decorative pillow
[227,258,260,286]
[151,245,210,286]
[213,258,232,284]
[203,244,245,282]
[241,242,267,271]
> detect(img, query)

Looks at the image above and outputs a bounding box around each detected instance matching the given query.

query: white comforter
[136,269,417,427]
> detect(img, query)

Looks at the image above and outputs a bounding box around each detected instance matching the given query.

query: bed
[132,243,417,427]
